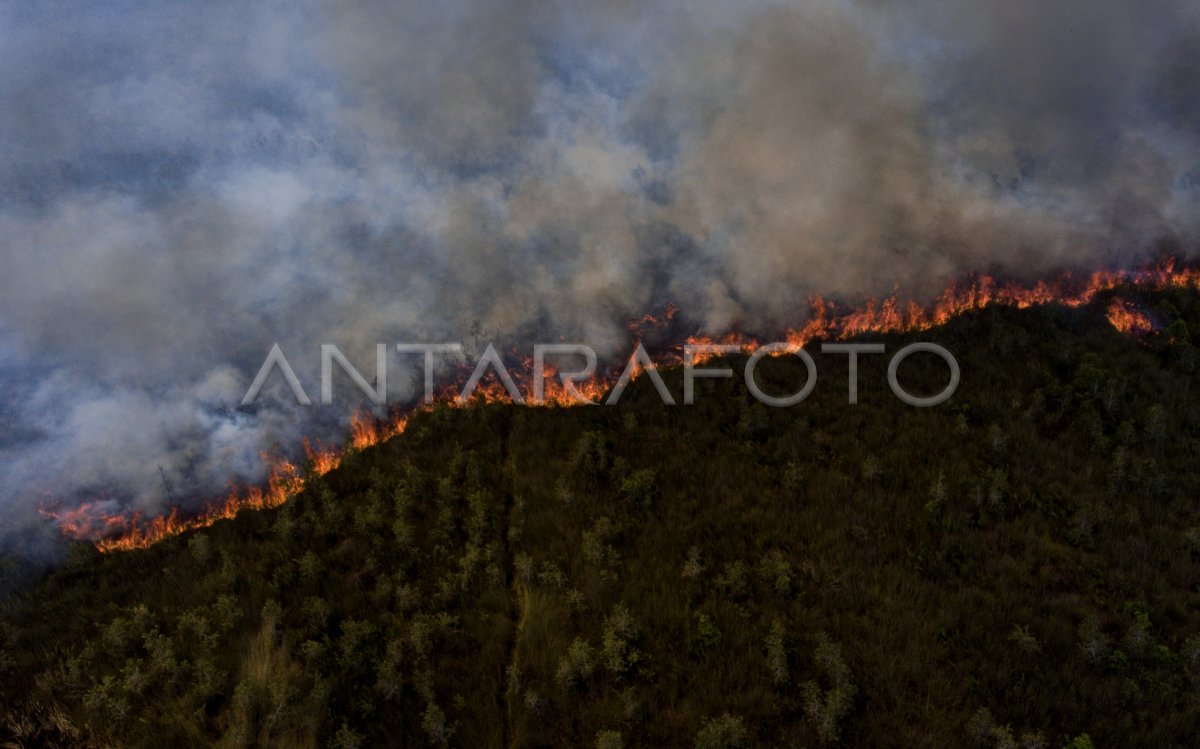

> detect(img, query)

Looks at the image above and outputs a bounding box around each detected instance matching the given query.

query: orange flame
[1105,298,1153,335]
[43,258,1197,553]
[40,409,416,553]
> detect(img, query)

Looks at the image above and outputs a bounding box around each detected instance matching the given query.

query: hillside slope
[3,288,1200,748]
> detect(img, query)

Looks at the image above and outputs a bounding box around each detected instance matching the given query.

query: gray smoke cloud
[0,0,1197,554]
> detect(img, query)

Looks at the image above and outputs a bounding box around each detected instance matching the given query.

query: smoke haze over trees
[1,0,1198,549]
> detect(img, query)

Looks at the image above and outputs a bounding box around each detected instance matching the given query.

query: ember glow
[40,259,1198,553]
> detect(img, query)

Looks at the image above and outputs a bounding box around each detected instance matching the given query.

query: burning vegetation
[6,288,1200,747]
[39,258,1198,553]
[1105,298,1154,336]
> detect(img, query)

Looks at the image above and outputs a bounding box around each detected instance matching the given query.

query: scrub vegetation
[3,289,1200,748]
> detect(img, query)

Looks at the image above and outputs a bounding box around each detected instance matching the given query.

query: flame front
[39,412,416,553]
[42,258,1199,553]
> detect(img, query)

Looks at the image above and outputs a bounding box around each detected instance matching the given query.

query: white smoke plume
[0,0,1197,554]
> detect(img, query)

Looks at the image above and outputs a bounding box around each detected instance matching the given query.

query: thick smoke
[0,0,1197,553]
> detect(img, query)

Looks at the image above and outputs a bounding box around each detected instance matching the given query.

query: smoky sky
[0,0,1197,553]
